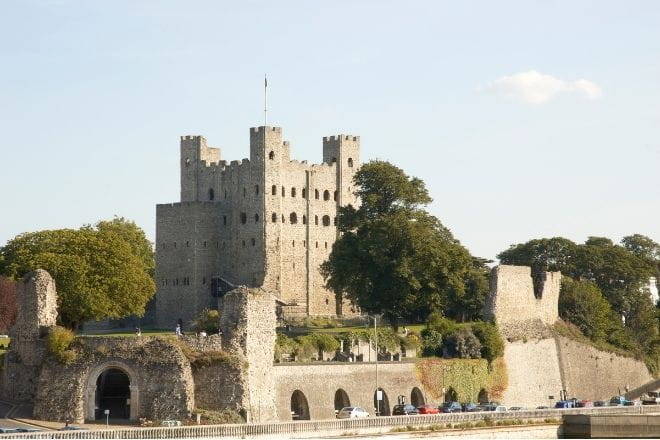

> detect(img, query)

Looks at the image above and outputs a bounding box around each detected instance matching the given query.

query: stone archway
[334,389,350,411]
[444,387,458,402]
[373,388,390,416]
[291,390,310,420]
[85,362,139,421]
[478,388,489,404]
[411,387,425,407]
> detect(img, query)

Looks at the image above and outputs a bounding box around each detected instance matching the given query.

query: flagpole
[264,74,267,127]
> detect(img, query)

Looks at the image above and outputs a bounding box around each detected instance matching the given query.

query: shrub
[274,333,298,361]
[426,312,458,336]
[192,309,219,334]
[471,322,504,363]
[445,328,482,359]
[194,408,245,424]
[47,326,77,364]
[420,329,443,357]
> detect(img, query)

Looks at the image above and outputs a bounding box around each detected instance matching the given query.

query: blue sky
[1,0,659,260]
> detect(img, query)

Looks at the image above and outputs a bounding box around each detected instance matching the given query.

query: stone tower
[4,269,58,401]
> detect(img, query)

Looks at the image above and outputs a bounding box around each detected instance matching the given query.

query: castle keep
[155,127,360,327]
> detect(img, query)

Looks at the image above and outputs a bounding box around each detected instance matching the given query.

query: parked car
[0,428,18,434]
[593,400,607,407]
[462,402,479,412]
[439,401,462,413]
[59,426,88,431]
[555,400,576,409]
[642,392,660,405]
[392,404,419,416]
[15,428,42,433]
[536,406,549,410]
[610,396,632,406]
[508,406,526,411]
[160,420,182,427]
[493,405,508,412]
[479,402,499,412]
[336,407,369,419]
[577,400,593,408]
[417,404,439,415]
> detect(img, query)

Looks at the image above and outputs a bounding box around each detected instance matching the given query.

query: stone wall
[556,336,652,399]
[155,126,360,327]
[3,269,57,401]
[33,336,195,423]
[219,286,277,422]
[272,362,426,421]
[484,265,560,337]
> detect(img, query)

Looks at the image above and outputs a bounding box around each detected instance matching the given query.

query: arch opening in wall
[95,368,131,420]
[315,189,319,199]
[282,186,285,197]
[332,157,337,163]
[411,387,425,407]
[348,157,354,167]
[269,151,275,160]
[373,388,390,416]
[271,185,277,195]
[445,387,458,403]
[477,388,489,404]
[333,191,338,201]
[334,389,350,412]
[240,213,247,224]
[302,215,307,225]
[290,213,298,224]
[302,188,306,199]
[291,390,310,420]
[254,214,259,223]
[255,185,259,195]
[208,188,214,201]
[271,213,277,223]
[323,190,330,201]
[322,215,330,226]
[291,187,296,197]
[315,215,319,225]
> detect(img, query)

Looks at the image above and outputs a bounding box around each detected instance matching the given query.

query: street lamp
[368,315,380,415]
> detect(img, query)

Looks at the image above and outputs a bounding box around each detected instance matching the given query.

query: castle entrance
[95,368,131,420]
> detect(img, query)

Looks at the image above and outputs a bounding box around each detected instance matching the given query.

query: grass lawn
[79,329,172,337]
[0,336,9,349]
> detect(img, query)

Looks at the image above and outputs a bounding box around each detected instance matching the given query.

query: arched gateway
[85,362,139,421]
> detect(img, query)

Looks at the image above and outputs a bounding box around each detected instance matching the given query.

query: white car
[336,407,370,419]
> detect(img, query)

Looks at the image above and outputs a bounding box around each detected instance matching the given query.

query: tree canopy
[321,160,487,325]
[0,218,155,329]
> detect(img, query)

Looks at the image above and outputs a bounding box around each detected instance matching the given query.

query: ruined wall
[33,337,195,423]
[192,361,246,414]
[219,286,277,423]
[3,269,57,401]
[487,264,653,407]
[272,362,425,421]
[155,126,360,326]
[484,265,560,337]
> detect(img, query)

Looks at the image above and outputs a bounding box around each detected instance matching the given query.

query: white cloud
[480,70,602,104]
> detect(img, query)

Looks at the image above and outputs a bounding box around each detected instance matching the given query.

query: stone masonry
[155,127,361,327]
[3,269,58,401]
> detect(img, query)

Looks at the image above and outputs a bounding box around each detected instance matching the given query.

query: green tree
[559,278,612,341]
[0,222,156,329]
[321,160,481,326]
[471,321,504,363]
[445,328,482,359]
[95,217,155,278]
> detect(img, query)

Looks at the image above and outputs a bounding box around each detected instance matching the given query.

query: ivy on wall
[414,357,508,403]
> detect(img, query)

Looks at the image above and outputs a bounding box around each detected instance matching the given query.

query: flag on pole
[265,75,267,88]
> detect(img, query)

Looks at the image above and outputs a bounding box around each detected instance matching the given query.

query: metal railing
[0,405,647,439]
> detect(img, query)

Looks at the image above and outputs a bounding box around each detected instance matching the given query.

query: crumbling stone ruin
[155,126,361,327]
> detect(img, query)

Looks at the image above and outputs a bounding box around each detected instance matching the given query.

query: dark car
[593,400,607,407]
[440,401,463,413]
[15,428,42,433]
[462,402,479,412]
[0,428,18,434]
[392,404,419,416]
[555,400,576,409]
[479,402,499,412]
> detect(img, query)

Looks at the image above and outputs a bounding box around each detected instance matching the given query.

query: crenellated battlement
[251,126,281,133]
[323,135,360,142]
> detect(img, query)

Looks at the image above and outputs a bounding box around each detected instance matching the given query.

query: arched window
[254,214,259,223]
[208,188,214,200]
[322,215,330,226]
[272,212,277,223]
[243,187,246,197]
[315,215,319,225]
[290,213,298,224]
[348,157,354,167]
[271,185,277,195]
[315,189,319,199]
[251,238,256,246]
[302,188,306,198]
[240,213,247,224]
[282,186,285,197]
[269,151,275,160]
[224,189,227,199]
[333,190,338,201]
[223,216,227,226]
[291,187,296,197]
[302,215,307,225]
[255,185,259,195]
[282,214,285,223]
[323,190,330,201]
